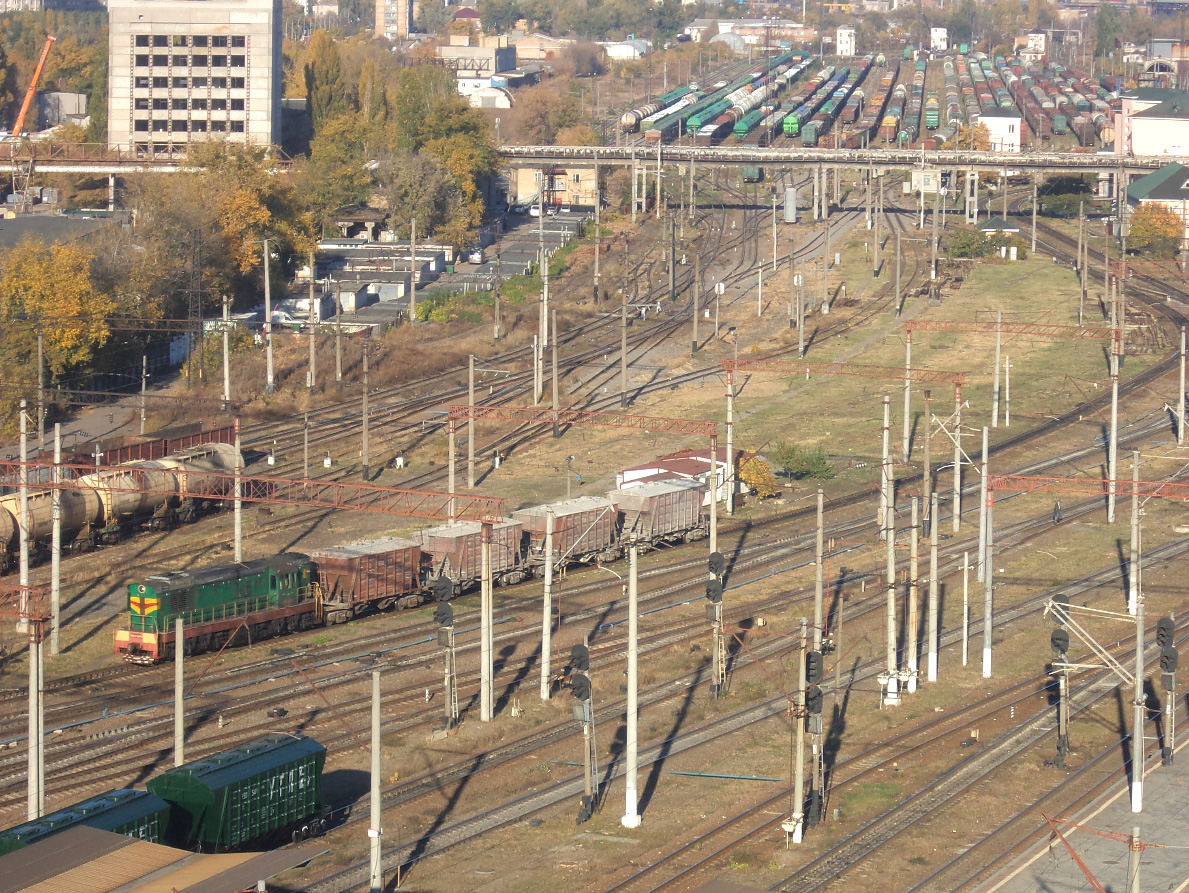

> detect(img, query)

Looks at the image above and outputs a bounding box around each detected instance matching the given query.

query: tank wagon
[844,61,899,148]
[148,734,326,851]
[0,442,240,569]
[620,86,695,132]
[0,789,169,855]
[782,65,836,137]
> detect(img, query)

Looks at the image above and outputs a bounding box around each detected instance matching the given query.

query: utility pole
[791,617,808,843]
[923,390,932,516]
[931,185,939,280]
[369,669,383,893]
[361,345,369,480]
[726,366,735,517]
[221,298,231,413]
[409,218,417,327]
[552,310,559,437]
[693,253,700,354]
[1109,333,1120,524]
[907,498,920,693]
[928,491,939,682]
[307,251,318,399]
[1181,326,1187,445]
[303,413,309,480]
[982,487,994,679]
[880,395,891,540]
[670,216,677,302]
[540,509,554,701]
[174,618,185,766]
[495,248,502,340]
[903,332,912,463]
[978,425,990,582]
[814,489,824,652]
[335,287,343,393]
[962,552,970,666]
[1129,451,1140,617]
[263,238,274,395]
[1131,565,1145,813]
[480,522,493,721]
[895,231,902,314]
[622,537,641,828]
[50,424,60,657]
[233,434,243,564]
[991,309,1003,427]
[468,355,476,487]
[141,353,149,435]
[953,388,962,534]
[1005,356,1011,427]
[883,503,900,706]
[621,290,628,408]
[1031,178,1038,254]
[594,158,601,303]
[36,327,44,452]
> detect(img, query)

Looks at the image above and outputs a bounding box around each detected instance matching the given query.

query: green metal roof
[1126,162,1189,202]
[978,215,1020,232]
[140,554,310,594]
[148,734,325,804]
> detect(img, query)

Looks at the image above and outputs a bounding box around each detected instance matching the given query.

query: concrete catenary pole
[928,491,940,682]
[621,290,628,408]
[923,390,933,518]
[709,436,718,554]
[622,537,641,828]
[907,498,920,693]
[308,250,317,395]
[978,426,990,582]
[335,288,343,393]
[982,488,994,679]
[885,503,899,705]
[222,297,231,411]
[1132,581,1145,813]
[903,332,912,463]
[962,552,970,666]
[1031,179,1038,253]
[480,522,493,721]
[540,508,554,701]
[361,346,369,480]
[953,389,962,534]
[991,309,1002,427]
[1109,343,1119,524]
[1005,355,1011,427]
[880,395,891,539]
[814,489,824,652]
[468,355,476,487]
[726,369,735,516]
[20,401,39,822]
[174,618,184,766]
[409,218,417,326]
[552,310,559,437]
[263,238,274,395]
[1180,326,1186,445]
[233,434,243,563]
[50,424,60,656]
[448,419,456,522]
[369,669,383,893]
[141,353,148,435]
[1129,450,1140,616]
[693,253,701,354]
[792,617,807,843]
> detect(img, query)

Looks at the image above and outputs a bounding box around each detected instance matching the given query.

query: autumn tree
[740,455,780,498]
[1128,202,1182,259]
[304,30,347,131]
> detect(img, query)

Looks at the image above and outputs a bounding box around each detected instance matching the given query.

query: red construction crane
[11,35,56,139]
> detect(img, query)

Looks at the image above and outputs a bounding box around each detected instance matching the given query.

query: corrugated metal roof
[513,495,616,519]
[18,836,182,893]
[608,480,702,498]
[148,734,324,795]
[418,518,519,539]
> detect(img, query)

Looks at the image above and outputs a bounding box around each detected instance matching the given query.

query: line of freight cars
[898,58,927,145]
[116,479,708,662]
[801,56,872,147]
[997,57,1115,146]
[620,85,698,133]
[842,60,900,148]
[644,51,806,145]
[736,58,816,144]
[779,65,836,138]
[0,441,241,571]
[0,734,327,855]
[694,54,808,145]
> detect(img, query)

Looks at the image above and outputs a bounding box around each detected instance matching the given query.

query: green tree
[303,29,347,132]
[298,111,374,232]
[415,0,454,33]
[769,441,834,480]
[1128,202,1181,258]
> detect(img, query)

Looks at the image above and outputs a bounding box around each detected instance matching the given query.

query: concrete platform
[981,739,1189,893]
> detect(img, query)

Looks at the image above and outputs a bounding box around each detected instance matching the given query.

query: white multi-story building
[836,26,855,57]
[108,0,282,156]
[930,27,948,52]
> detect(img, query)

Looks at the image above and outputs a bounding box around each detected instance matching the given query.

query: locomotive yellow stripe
[129,597,159,616]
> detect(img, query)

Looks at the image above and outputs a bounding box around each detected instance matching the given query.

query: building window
[173,54,187,67]
[231,35,246,47]
[171,119,188,132]
[231,77,245,89]
[211,98,227,110]
[172,35,188,46]
[192,76,207,88]
[173,77,188,88]
[192,97,208,110]
[136,77,151,88]
[135,98,150,110]
[232,98,246,110]
[152,119,168,131]
[172,98,187,110]
[212,77,227,89]
[230,120,244,132]
[192,120,208,132]
[573,174,580,183]
[212,35,228,47]
[136,54,149,67]
[192,55,207,67]
[230,55,245,67]
[153,77,168,88]
[211,120,227,132]
[153,98,168,110]
[136,35,150,46]
[212,54,226,67]
[135,119,149,131]
[153,54,168,66]
[153,35,168,46]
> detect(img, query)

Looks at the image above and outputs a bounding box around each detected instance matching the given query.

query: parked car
[468,247,485,264]
[512,203,528,214]
[529,205,541,218]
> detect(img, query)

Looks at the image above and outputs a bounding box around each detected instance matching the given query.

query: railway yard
[1,131,1188,892]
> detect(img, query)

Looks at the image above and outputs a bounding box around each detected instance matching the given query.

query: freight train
[0,735,326,855]
[0,442,241,571]
[116,479,709,662]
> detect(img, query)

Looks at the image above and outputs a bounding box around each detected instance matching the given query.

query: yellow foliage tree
[740,454,781,499]
[1128,202,1182,259]
[0,238,113,375]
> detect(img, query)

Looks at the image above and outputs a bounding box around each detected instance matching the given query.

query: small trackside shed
[0,789,170,855]
[148,734,325,851]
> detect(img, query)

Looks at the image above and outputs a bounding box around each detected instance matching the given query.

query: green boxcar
[0,789,169,855]
[741,166,764,183]
[149,734,326,851]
